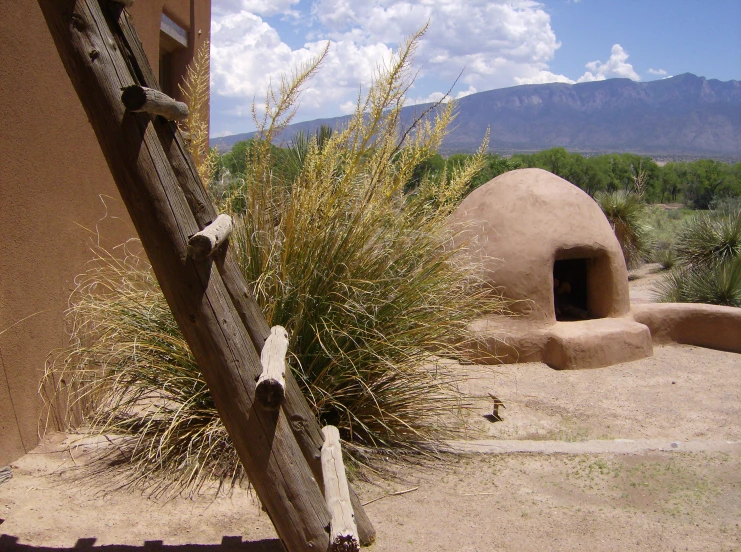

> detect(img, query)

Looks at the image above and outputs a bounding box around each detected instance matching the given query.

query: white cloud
[648,68,668,76]
[212,0,299,17]
[210,10,394,127]
[310,0,572,90]
[410,91,452,105]
[577,44,640,83]
[209,0,585,133]
[516,71,575,85]
[455,85,478,99]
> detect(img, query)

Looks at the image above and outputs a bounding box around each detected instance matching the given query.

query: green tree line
[511,147,741,209]
[216,141,740,210]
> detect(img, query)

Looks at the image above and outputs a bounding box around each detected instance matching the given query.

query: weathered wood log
[256,326,288,409]
[109,0,134,6]
[109,5,375,545]
[188,214,233,260]
[121,85,189,121]
[38,2,330,550]
[321,426,360,552]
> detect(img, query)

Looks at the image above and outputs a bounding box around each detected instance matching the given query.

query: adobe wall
[0,0,210,466]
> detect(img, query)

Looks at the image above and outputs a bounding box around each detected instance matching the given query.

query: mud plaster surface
[1,273,739,552]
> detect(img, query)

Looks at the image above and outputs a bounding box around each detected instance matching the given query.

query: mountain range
[210,73,741,160]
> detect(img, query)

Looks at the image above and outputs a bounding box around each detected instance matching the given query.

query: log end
[255,378,286,410]
[121,85,147,111]
[187,234,215,261]
[330,534,360,552]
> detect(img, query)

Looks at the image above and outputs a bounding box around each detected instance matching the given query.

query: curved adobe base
[630,303,741,353]
[468,316,653,370]
[468,303,740,370]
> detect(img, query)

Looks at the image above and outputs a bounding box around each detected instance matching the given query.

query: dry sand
[1,273,739,552]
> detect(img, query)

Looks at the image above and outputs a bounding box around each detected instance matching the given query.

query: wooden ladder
[38,1,374,550]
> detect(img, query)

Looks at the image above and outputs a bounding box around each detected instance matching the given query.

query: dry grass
[42,28,505,494]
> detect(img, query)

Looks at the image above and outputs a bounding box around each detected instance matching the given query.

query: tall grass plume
[43,28,505,494]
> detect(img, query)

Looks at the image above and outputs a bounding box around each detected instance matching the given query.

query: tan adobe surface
[452,168,741,369]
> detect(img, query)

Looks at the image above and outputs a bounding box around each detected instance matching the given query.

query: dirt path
[1,344,739,552]
[628,262,665,304]
[1,275,739,551]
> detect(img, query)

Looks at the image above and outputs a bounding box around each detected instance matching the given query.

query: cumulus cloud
[212,0,299,17]
[209,0,581,133]
[310,0,571,89]
[408,85,478,106]
[515,71,575,85]
[577,44,640,83]
[648,68,668,76]
[210,10,394,130]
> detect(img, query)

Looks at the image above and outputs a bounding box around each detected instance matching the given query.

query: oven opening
[553,258,591,321]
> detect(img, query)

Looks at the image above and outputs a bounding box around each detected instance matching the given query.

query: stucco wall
[0,0,210,466]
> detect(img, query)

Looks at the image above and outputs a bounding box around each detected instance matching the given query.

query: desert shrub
[654,209,741,307]
[596,189,650,268]
[655,258,741,307]
[674,210,741,268]
[655,248,677,270]
[710,196,741,215]
[44,29,504,494]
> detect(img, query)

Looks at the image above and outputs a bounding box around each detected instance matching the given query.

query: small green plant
[656,248,677,270]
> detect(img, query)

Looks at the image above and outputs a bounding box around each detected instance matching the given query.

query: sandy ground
[1,274,740,552]
[628,263,665,305]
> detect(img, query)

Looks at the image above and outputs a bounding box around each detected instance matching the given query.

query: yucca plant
[655,247,677,270]
[655,209,741,307]
[596,189,650,268]
[674,210,741,268]
[655,258,741,307]
[44,28,504,494]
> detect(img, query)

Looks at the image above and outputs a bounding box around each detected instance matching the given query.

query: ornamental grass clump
[44,29,505,494]
[43,247,240,496]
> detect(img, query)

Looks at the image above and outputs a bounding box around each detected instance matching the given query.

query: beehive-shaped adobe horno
[452,168,631,324]
[451,168,652,369]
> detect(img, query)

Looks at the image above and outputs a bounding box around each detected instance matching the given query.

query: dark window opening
[159,51,175,97]
[159,13,188,98]
[553,258,590,321]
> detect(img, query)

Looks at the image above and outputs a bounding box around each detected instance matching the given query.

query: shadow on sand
[0,535,283,552]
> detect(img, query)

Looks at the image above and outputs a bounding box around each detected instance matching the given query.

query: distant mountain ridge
[210,73,741,159]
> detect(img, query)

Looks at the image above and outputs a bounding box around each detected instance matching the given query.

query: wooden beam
[121,85,188,121]
[109,0,134,5]
[108,4,376,545]
[188,214,233,260]
[321,426,360,552]
[38,2,331,550]
[256,326,288,409]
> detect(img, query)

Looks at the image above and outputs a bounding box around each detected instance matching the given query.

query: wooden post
[38,2,330,550]
[256,326,288,409]
[188,214,233,260]
[321,426,359,552]
[121,85,189,121]
[100,2,378,544]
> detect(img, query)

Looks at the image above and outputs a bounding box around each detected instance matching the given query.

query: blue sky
[209,0,741,138]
